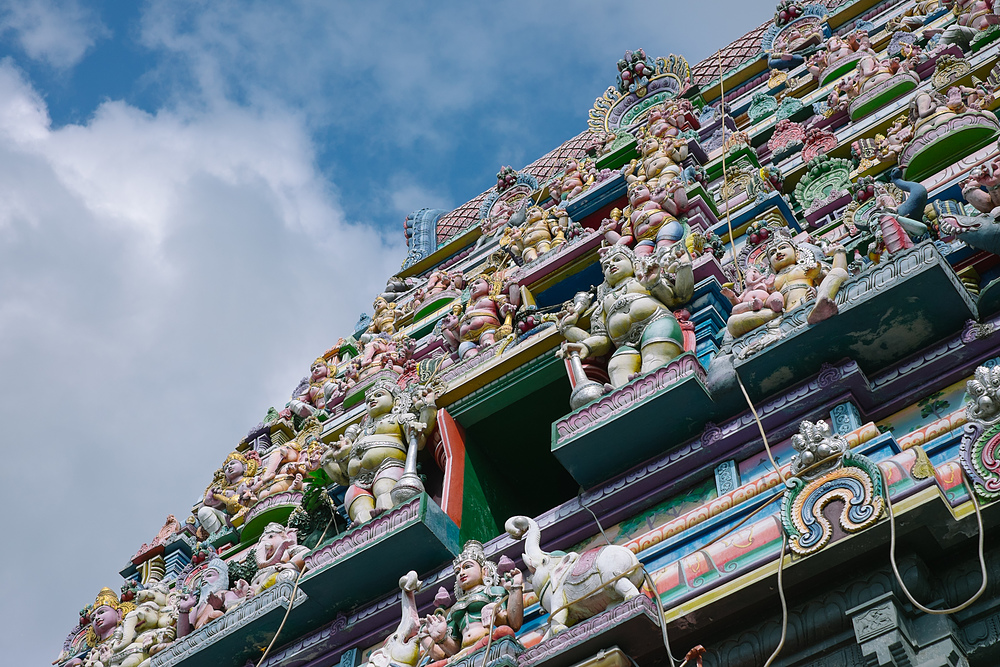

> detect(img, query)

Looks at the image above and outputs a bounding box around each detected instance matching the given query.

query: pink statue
[287,357,336,419]
[458,274,516,357]
[603,181,685,256]
[721,267,784,315]
[962,160,1000,216]
[182,558,250,631]
[196,451,259,535]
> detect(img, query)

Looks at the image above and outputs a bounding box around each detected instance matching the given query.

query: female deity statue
[726,228,848,338]
[557,244,693,388]
[84,588,134,651]
[419,540,524,664]
[321,380,437,525]
[254,427,326,501]
[196,451,260,535]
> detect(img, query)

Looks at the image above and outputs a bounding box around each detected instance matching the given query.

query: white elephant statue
[505,515,644,638]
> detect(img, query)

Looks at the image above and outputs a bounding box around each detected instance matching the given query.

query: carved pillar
[339,648,362,667]
[848,593,969,666]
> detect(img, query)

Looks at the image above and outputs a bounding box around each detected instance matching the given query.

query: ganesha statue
[418,540,524,664]
[557,243,693,388]
[726,227,848,338]
[248,522,309,595]
[321,380,437,525]
[505,515,642,638]
[196,450,260,535]
[624,135,686,192]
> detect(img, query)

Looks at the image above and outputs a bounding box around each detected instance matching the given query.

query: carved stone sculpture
[557,243,693,388]
[321,380,437,524]
[505,515,641,638]
[196,451,260,535]
[419,540,523,663]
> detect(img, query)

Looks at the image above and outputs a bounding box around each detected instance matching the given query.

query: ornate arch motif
[760,3,830,57]
[781,449,885,556]
[588,52,691,134]
[477,170,540,235]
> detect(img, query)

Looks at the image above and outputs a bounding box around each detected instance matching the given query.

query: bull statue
[504,515,644,637]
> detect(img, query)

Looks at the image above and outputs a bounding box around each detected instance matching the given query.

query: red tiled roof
[690,21,771,85]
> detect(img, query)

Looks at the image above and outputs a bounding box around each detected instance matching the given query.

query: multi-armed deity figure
[286,357,339,419]
[196,450,260,535]
[254,419,325,500]
[60,588,137,667]
[500,205,568,263]
[558,243,693,388]
[725,227,848,338]
[419,540,524,664]
[176,557,250,636]
[321,380,437,524]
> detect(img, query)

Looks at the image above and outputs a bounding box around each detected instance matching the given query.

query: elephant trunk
[505,515,543,571]
[112,612,139,652]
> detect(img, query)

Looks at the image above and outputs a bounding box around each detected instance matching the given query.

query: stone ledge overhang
[732,241,977,399]
[150,581,307,667]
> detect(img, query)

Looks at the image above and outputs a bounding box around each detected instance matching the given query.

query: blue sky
[0,1,777,663]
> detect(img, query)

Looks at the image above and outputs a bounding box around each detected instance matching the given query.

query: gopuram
[54,2,1000,666]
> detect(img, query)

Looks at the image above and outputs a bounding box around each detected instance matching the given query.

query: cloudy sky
[0,1,777,663]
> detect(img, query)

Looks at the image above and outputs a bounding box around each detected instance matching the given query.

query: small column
[339,648,362,667]
[829,400,862,435]
[714,460,740,496]
[848,593,969,666]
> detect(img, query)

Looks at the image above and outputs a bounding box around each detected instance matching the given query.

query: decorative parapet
[900,112,1000,182]
[300,494,459,615]
[149,581,306,667]
[453,636,522,667]
[589,53,691,133]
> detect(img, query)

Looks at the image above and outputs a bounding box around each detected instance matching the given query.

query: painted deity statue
[196,451,260,535]
[254,421,325,500]
[557,244,693,388]
[287,357,338,419]
[419,541,524,665]
[248,522,309,595]
[457,273,516,357]
[177,558,250,633]
[624,136,686,192]
[369,296,401,336]
[321,380,437,524]
[602,180,687,256]
[726,228,848,338]
[413,269,466,312]
[84,584,176,667]
[501,206,568,263]
[62,588,137,667]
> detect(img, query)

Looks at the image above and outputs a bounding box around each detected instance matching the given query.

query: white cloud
[0,0,109,69]
[0,58,405,664]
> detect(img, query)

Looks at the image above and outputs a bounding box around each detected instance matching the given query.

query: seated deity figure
[248,523,309,595]
[196,451,260,535]
[287,357,337,419]
[501,206,568,263]
[602,180,687,256]
[181,558,250,632]
[321,380,437,525]
[726,228,848,338]
[84,584,176,667]
[624,136,686,191]
[457,273,516,357]
[419,540,524,665]
[369,296,400,336]
[557,243,693,388]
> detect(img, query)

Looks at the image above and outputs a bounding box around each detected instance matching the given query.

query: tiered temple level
[55,2,1000,666]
